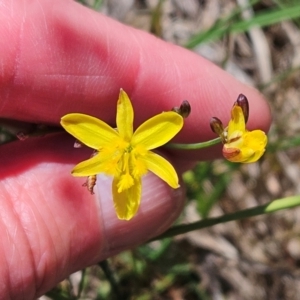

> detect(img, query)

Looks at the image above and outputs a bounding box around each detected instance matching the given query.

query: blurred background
[37,0,300,299]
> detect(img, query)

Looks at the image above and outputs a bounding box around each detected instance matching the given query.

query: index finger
[0,0,271,158]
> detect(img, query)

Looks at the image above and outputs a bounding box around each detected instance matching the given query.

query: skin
[0,0,271,299]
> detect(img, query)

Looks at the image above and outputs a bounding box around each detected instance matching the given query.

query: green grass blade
[186,4,300,48]
[151,195,300,241]
[233,5,300,32]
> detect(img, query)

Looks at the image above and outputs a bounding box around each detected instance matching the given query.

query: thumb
[95,173,184,258]
[0,134,184,299]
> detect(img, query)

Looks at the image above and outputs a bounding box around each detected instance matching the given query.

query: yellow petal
[223,145,254,163]
[72,152,120,176]
[142,151,179,188]
[222,146,243,162]
[223,130,267,163]
[132,112,183,150]
[227,106,246,139]
[242,148,265,163]
[61,113,118,149]
[117,173,135,193]
[112,177,142,220]
[116,89,134,142]
[242,130,267,163]
[131,152,148,178]
[244,130,267,150]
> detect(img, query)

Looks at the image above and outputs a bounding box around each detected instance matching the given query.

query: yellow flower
[211,94,267,163]
[61,89,183,220]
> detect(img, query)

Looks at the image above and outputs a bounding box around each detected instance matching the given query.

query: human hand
[0,0,271,299]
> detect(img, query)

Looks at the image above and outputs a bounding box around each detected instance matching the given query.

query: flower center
[116,143,148,193]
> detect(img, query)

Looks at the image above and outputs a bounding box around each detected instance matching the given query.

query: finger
[0,0,271,147]
[0,134,184,298]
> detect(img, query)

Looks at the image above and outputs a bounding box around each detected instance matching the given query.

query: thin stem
[77,268,86,298]
[150,195,300,241]
[98,260,122,299]
[166,137,221,150]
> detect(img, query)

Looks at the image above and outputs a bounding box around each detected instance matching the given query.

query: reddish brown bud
[172,100,191,118]
[234,94,249,123]
[210,117,224,135]
[210,117,227,143]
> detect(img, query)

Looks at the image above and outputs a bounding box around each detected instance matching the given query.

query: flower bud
[210,93,267,163]
[172,100,191,118]
[210,117,226,143]
[210,117,224,135]
[234,94,249,123]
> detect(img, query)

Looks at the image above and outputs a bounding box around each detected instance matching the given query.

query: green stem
[77,268,86,298]
[166,137,221,150]
[98,260,122,298]
[150,195,300,241]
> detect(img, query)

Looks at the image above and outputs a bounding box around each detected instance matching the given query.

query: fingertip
[0,0,271,163]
